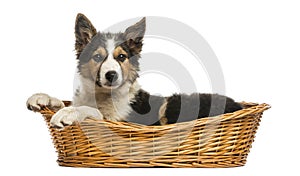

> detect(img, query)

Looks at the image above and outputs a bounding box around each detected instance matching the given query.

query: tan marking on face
[94,47,107,58]
[119,58,138,83]
[112,46,137,83]
[80,59,101,81]
[119,59,129,81]
[81,47,106,82]
[113,46,128,58]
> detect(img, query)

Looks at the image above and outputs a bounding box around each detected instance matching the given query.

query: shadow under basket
[39,101,270,168]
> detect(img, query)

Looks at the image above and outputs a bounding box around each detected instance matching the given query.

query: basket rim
[40,101,270,130]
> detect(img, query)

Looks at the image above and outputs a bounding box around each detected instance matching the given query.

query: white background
[0,0,299,175]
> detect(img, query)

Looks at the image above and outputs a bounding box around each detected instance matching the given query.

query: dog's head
[75,13,145,89]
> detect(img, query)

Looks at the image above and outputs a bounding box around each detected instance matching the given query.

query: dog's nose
[105,71,118,83]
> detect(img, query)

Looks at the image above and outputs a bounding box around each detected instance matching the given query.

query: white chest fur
[73,76,140,121]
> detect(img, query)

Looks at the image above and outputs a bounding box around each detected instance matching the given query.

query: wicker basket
[39,101,270,168]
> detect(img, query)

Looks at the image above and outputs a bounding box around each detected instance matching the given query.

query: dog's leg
[26,93,65,112]
[158,99,168,125]
[50,106,103,129]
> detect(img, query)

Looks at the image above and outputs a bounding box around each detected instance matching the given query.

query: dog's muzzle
[96,69,122,88]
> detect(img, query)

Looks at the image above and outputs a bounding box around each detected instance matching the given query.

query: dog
[26,13,242,129]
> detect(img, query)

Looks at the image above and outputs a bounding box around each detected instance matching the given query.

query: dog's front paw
[50,107,80,129]
[50,106,103,129]
[26,93,65,112]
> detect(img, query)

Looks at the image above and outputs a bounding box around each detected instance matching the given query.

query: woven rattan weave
[39,101,270,168]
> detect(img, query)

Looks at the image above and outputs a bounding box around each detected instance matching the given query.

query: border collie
[27,13,242,129]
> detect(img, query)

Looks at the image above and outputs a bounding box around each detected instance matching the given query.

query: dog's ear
[75,13,97,55]
[124,17,146,54]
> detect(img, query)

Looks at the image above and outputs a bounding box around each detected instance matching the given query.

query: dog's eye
[116,54,127,62]
[93,54,103,62]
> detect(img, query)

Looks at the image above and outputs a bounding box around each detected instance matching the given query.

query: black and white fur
[27,14,242,128]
